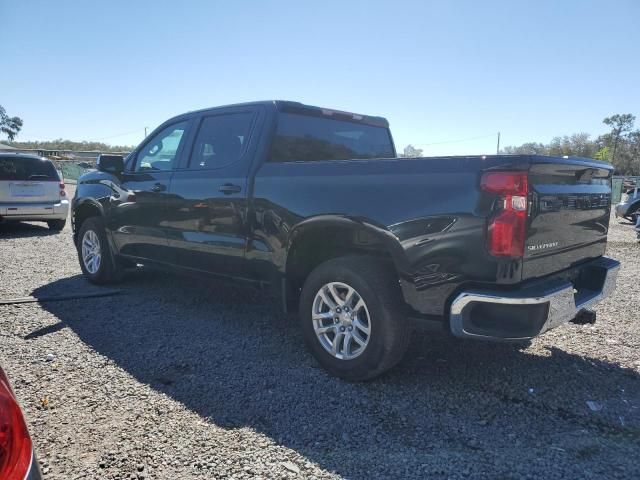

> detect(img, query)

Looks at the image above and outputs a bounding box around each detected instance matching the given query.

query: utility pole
[496,132,501,155]
[144,127,148,138]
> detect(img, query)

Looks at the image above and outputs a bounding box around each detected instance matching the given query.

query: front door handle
[219,183,241,195]
[151,182,166,192]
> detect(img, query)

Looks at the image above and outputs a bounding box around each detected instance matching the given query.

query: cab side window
[134,121,188,172]
[189,113,254,170]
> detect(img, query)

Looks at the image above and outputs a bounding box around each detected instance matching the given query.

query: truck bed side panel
[250,156,520,316]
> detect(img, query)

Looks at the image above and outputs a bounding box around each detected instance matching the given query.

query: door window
[134,121,188,172]
[189,113,254,169]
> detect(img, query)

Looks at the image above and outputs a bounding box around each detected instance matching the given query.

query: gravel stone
[0,188,638,479]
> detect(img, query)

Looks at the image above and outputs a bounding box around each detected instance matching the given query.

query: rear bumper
[449,256,620,341]
[0,199,69,221]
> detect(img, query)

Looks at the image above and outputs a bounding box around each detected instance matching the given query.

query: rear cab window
[0,156,59,181]
[270,112,395,162]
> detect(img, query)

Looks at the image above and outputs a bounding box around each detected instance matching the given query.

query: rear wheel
[299,256,411,381]
[626,207,639,223]
[47,219,66,231]
[77,217,123,284]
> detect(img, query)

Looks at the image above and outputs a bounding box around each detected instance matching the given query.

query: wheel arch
[73,199,104,245]
[283,215,408,311]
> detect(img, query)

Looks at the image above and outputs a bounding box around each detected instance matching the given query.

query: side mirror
[97,154,124,174]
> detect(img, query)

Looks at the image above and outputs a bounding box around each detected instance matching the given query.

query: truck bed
[252,154,613,316]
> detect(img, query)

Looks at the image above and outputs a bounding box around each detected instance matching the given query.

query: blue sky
[2,0,639,155]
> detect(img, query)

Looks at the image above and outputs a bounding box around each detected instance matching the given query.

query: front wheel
[77,217,123,284]
[299,256,411,381]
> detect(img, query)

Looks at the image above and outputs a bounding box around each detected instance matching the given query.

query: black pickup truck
[72,101,619,380]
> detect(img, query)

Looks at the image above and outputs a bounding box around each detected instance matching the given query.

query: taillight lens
[59,182,66,197]
[480,172,528,196]
[0,368,33,480]
[481,171,528,258]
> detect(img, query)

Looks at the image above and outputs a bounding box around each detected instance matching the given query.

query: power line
[89,128,146,142]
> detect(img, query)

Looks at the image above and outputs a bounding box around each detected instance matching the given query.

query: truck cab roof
[183,100,390,128]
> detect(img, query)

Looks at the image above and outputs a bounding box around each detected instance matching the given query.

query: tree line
[6,138,133,153]
[501,114,639,175]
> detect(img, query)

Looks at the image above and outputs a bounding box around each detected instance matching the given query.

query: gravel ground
[1,190,639,479]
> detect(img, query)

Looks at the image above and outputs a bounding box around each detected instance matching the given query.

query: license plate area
[573,264,607,306]
[10,182,44,197]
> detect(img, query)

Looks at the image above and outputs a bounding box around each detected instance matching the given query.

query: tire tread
[77,216,122,284]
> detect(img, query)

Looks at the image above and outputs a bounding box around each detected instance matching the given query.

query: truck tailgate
[523,161,612,280]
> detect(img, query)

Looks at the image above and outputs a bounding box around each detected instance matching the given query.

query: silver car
[614,186,640,220]
[0,153,69,230]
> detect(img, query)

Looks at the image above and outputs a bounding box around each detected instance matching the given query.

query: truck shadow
[31,271,640,478]
[0,221,58,238]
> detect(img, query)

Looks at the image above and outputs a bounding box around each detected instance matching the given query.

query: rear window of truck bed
[270,112,394,162]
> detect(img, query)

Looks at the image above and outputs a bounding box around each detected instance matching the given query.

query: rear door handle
[151,183,166,192]
[219,183,241,195]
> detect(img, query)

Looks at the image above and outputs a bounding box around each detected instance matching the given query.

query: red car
[0,367,42,480]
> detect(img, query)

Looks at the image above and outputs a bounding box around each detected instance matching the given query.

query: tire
[47,219,66,231]
[76,216,123,284]
[299,256,411,381]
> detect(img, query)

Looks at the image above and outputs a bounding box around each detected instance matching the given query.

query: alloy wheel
[312,282,371,360]
[81,229,102,274]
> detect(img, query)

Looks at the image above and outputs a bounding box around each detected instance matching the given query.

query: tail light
[59,182,66,197]
[481,171,528,258]
[0,368,33,480]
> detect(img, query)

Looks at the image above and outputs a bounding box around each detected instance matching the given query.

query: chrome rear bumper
[449,257,620,341]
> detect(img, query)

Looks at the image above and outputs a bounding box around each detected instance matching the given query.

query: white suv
[0,153,69,230]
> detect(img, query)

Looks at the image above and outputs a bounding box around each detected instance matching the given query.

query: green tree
[402,145,423,157]
[8,139,134,152]
[628,130,640,174]
[594,146,611,162]
[502,142,548,155]
[603,113,635,165]
[501,113,640,174]
[0,105,23,141]
[547,133,596,157]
